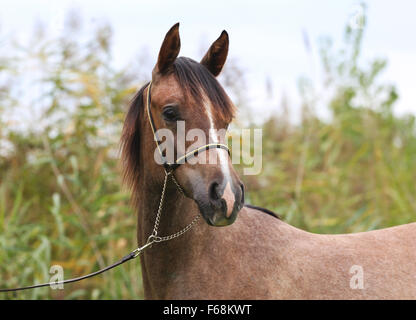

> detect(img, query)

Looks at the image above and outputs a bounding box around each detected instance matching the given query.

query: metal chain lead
[133,171,200,257]
[150,172,170,238]
[171,174,185,195]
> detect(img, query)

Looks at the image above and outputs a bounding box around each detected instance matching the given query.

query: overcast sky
[1,0,415,122]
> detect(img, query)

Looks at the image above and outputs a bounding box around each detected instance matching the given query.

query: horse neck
[136,168,210,298]
[137,170,199,245]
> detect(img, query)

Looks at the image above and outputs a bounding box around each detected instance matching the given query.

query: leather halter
[145,81,230,172]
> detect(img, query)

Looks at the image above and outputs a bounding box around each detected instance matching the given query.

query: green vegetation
[0,13,415,299]
[244,20,416,234]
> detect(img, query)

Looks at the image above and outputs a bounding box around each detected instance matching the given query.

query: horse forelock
[171,57,235,124]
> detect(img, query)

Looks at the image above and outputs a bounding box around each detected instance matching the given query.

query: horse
[120,23,416,299]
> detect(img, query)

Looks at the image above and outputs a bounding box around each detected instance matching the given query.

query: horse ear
[200,30,229,77]
[154,23,181,74]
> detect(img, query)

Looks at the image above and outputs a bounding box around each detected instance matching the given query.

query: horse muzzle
[196,180,244,227]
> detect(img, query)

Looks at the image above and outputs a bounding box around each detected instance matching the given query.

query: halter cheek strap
[145,81,230,172]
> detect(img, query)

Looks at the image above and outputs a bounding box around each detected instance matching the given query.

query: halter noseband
[145,81,230,172]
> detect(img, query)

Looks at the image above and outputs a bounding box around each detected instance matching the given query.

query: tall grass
[0,18,144,299]
[240,19,416,233]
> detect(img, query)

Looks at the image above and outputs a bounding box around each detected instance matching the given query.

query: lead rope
[0,169,199,293]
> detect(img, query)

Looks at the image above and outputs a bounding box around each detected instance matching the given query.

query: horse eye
[162,106,179,122]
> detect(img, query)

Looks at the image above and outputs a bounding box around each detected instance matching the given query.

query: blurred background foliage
[0,9,415,299]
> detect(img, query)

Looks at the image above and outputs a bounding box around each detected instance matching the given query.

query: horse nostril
[209,182,221,201]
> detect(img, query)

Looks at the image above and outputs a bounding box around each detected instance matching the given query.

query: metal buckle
[132,236,156,258]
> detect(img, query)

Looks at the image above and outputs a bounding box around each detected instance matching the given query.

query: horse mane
[120,57,235,205]
[120,83,147,206]
[244,204,281,220]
